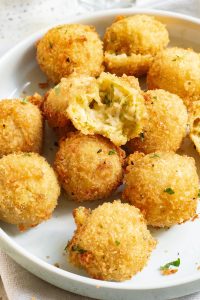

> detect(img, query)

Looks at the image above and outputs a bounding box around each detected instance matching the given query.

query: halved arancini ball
[0,99,43,157]
[36,24,104,83]
[43,72,143,145]
[67,200,156,281]
[147,47,200,107]
[66,72,147,146]
[126,89,188,154]
[0,153,60,230]
[104,14,169,76]
[123,152,199,228]
[54,132,125,202]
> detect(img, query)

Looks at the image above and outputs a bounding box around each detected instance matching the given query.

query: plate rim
[1,7,200,292]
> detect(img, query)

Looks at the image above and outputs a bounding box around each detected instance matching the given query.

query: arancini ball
[36,24,104,83]
[147,47,200,107]
[104,14,169,76]
[0,99,43,157]
[67,200,156,281]
[126,89,188,154]
[0,153,60,230]
[54,133,125,202]
[123,152,199,227]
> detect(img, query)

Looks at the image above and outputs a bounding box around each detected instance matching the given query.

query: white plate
[1,8,200,300]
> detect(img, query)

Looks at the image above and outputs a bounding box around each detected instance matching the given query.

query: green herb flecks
[103,95,112,106]
[115,240,120,246]
[150,153,160,158]
[160,258,180,270]
[108,149,116,155]
[164,187,175,195]
[54,84,60,96]
[23,153,31,157]
[172,55,181,62]
[49,41,53,49]
[139,132,145,142]
[21,98,28,104]
[198,189,200,198]
[72,245,87,254]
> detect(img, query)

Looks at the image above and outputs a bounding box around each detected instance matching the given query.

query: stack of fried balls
[0,14,200,282]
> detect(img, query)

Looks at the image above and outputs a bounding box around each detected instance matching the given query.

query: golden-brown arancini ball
[0,99,43,157]
[36,24,104,83]
[123,152,199,227]
[104,15,169,76]
[188,100,200,154]
[54,133,125,202]
[147,47,200,107]
[0,153,60,230]
[126,89,188,154]
[67,200,156,281]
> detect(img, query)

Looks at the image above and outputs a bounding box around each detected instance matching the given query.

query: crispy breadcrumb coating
[123,152,199,227]
[27,93,44,109]
[188,101,200,154]
[147,47,200,107]
[0,99,43,157]
[67,200,156,281]
[126,89,188,154]
[54,133,125,202]
[36,24,104,83]
[104,15,169,76]
[0,153,60,230]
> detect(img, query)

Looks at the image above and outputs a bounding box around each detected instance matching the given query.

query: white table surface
[0,0,200,299]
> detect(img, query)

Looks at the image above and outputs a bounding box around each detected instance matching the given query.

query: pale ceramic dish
[1,9,200,300]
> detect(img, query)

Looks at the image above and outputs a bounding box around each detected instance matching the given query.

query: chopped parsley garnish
[108,149,116,155]
[72,245,87,254]
[139,132,145,142]
[115,240,120,246]
[21,98,28,104]
[64,245,68,251]
[97,149,102,153]
[153,96,157,100]
[54,85,60,95]
[150,153,160,158]
[160,258,180,270]
[164,187,175,195]
[198,189,200,198]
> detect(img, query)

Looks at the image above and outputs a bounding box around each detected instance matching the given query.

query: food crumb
[191,214,199,221]
[39,82,49,89]
[197,265,200,270]
[54,263,60,268]
[161,269,178,276]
